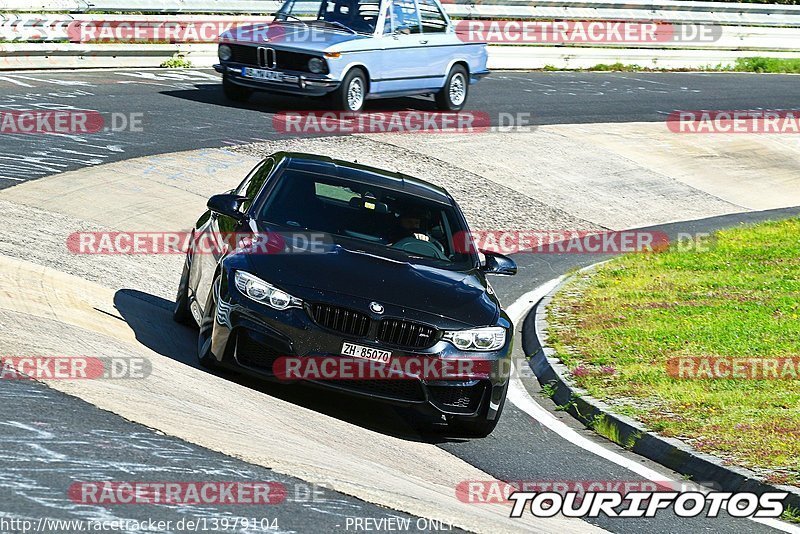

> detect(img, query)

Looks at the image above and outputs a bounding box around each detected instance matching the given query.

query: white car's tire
[435,65,469,111]
[332,69,367,112]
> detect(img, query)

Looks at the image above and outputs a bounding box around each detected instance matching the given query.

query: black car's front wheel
[173,248,194,325]
[435,65,468,112]
[331,69,366,112]
[197,275,222,370]
[223,76,253,103]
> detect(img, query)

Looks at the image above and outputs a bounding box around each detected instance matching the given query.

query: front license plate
[341,342,391,364]
[241,67,283,82]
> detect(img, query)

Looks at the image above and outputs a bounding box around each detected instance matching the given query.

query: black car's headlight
[443,327,506,351]
[234,271,302,310]
[218,44,232,61]
[308,57,326,74]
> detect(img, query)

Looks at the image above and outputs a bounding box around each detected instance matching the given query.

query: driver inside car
[389,207,448,261]
[394,207,432,242]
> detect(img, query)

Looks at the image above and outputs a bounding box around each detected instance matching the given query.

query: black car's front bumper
[210,275,512,421]
[215,63,340,97]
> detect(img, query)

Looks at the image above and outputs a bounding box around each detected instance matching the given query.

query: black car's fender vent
[236,333,283,373]
[310,304,371,337]
[427,383,486,414]
[377,319,437,349]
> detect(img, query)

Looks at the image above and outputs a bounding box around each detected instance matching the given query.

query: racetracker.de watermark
[456,480,675,504]
[272,111,493,135]
[272,356,496,381]
[0,16,325,44]
[0,356,150,380]
[0,110,143,134]
[454,21,720,44]
[667,356,800,380]
[68,481,286,505]
[67,231,336,255]
[454,230,674,254]
[667,110,800,134]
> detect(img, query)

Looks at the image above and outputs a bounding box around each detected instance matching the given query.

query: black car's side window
[238,158,275,214]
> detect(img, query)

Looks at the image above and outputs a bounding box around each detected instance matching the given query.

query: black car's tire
[435,65,468,112]
[197,276,222,370]
[173,250,194,325]
[331,69,366,112]
[447,393,506,438]
[223,76,253,103]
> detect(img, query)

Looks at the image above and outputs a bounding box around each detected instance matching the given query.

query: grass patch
[548,218,800,486]
[734,57,800,73]
[160,54,192,68]
[537,57,800,73]
[783,506,800,523]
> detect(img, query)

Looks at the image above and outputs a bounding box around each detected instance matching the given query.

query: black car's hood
[241,240,498,327]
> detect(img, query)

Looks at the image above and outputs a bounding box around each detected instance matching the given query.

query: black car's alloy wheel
[435,65,468,112]
[197,276,222,369]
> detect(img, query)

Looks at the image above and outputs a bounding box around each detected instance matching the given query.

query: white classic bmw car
[214,0,489,111]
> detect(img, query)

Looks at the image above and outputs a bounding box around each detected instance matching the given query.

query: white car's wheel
[332,69,366,112]
[435,65,468,111]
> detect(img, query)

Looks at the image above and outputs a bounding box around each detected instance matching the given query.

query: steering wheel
[391,236,448,260]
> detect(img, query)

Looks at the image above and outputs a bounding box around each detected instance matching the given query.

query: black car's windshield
[275,0,380,35]
[259,169,475,270]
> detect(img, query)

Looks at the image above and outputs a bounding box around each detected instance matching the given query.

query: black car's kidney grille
[377,319,437,349]
[227,44,320,73]
[310,304,371,337]
[427,383,486,414]
[320,379,425,402]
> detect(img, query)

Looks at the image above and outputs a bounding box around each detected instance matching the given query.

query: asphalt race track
[0,69,799,534]
[1,69,799,186]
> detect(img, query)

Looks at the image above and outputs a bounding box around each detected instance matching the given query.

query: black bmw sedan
[173,152,517,437]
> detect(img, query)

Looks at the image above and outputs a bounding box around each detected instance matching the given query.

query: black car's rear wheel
[435,65,468,112]
[173,249,194,325]
[197,275,222,369]
[223,76,253,103]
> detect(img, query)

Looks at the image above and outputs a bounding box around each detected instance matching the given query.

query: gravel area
[0,198,180,304]
[229,136,600,232]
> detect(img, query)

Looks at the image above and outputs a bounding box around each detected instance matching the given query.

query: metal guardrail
[2,14,800,50]
[3,0,800,26]
[1,0,798,70]
[3,41,799,71]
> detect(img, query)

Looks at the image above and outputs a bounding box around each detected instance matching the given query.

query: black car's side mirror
[207,194,248,222]
[480,250,517,276]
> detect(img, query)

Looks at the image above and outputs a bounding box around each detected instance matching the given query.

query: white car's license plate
[341,342,391,363]
[241,67,283,82]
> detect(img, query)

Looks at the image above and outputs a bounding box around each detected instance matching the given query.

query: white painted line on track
[0,76,34,87]
[505,278,800,534]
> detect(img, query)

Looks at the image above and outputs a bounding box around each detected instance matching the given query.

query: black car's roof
[275,152,454,205]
